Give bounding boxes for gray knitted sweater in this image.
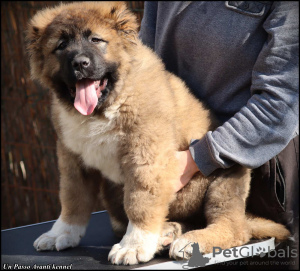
[139,1,299,176]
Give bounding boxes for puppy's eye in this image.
[56,41,68,51]
[91,37,106,44]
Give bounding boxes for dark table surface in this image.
[1,211,175,270]
[1,211,298,270]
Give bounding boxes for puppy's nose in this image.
[72,55,90,71]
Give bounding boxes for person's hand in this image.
[174,150,200,192]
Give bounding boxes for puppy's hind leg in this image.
[170,166,252,259]
[34,140,100,252]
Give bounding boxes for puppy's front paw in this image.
[108,243,155,265]
[108,221,159,265]
[33,216,86,251]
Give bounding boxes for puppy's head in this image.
[26,1,139,115]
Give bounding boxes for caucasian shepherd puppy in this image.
[26,1,289,265]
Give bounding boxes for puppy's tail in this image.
[246,213,291,242]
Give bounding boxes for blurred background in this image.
[1,1,144,230]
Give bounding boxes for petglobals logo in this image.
[179,238,298,269]
[211,245,273,259]
[256,246,298,259]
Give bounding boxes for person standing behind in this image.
[139,1,299,268]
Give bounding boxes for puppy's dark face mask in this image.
[48,24,118,115]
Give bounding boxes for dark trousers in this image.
[247,135,299,269]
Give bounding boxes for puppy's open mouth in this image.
[72,77,108,115]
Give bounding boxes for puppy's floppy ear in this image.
[25,22,44,81]
[26,24,41,53]
[26,5,62,80]
[109,2,139,44]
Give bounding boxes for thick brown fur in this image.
[27,1,290,265]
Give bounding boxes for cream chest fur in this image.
[57,105,124,184]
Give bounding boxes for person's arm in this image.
[189,1,299,177]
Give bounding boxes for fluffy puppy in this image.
[26,1,290,265]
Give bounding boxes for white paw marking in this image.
[33,216,87,251]
[108,221,159,265]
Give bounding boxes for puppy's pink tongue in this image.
[74,79,98,115]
